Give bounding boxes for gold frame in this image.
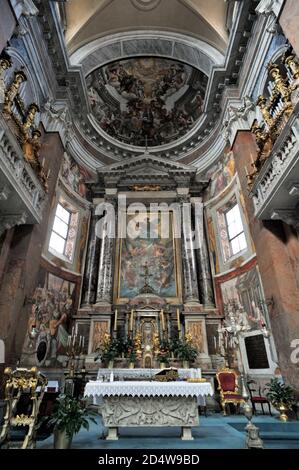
[216,367,245,415]
[114,209,182,304]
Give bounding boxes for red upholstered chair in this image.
[216,368,245,415]
[247,379,272,415]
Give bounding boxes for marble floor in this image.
[37,414,299,449]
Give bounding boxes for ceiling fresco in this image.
[86,57,208,147]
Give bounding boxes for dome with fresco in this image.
[86,57,208,148]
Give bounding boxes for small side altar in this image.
[84,380,213,440]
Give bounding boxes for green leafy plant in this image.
[124,336,137,363]
[94,337,119,363]
[171,337,198,362]
[43,394,97,439]
[266,378,295,408]
[156,339,170,365]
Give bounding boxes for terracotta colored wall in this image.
[280,0,299,58]
[232,130,299,392]
[0,129,64,366]
[0,1,16,53]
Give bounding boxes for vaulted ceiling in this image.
[65,0,229,55]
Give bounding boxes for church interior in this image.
[0,0,299,452]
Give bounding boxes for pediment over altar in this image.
[95,152,208,189]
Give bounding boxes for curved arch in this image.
[70,30,225,78]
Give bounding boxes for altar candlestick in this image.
[114,309,118,331]
[176,308,181,331]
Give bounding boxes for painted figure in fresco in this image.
[120,213,176,298]
[21,274,75,366]
[87,58,208,146]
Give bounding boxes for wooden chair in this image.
[247,379,272,415]
[216,368,245,415]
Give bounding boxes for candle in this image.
[176,308,181,331]
[72,326,75,337]
[114,309,118,331]
[244,165,248,177]
[214,336,217,350]
[82,336,85,350]
[47,168,51,178]
[75,323,78,335]
[42,157,45,167]
[130,310,134,331]
[160,309,165,331]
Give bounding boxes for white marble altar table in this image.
[84,380,213,440]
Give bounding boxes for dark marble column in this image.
[81,208,101,306]
[192,198,215,307]
[96,195,117,304]
[179,194,200,303]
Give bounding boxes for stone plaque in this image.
[245,334,269,369]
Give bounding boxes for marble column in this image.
[81,208,101,306]
[192,198,215,307]
[179,193,200,303]
[96,195,117,304]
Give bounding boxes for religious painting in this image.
[60,152,90,198]
[117,212,179,300]
[219,265,268,330]
[86,57,208,147]
[204,150,235,200]
[90,320,110,353]
[21,269,76,367]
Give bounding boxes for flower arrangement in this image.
[156,339,170,366]
[94,334,119,364]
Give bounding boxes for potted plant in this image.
[156,339,170,368]
[125,336,137,368]
[174,338,198,368]
[266,378,295,421]
[94,336,119,368]
[44,394,97,449]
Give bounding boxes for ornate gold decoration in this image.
[268,63,290,101]
[0,367,47,449]
[22,103,39,136]
[0,54,12,78]
[283,52,299,80]
[256,95,274,127]
[131,184,161,191]
[3,70,27,114]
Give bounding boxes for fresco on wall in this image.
[21,270,76,367]
[118,212,177,299]
[60,153,89,198]
[204,150,235,200]
[86,57,208,147]
[220,265,268,330]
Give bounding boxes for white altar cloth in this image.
[84,380,213,399]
